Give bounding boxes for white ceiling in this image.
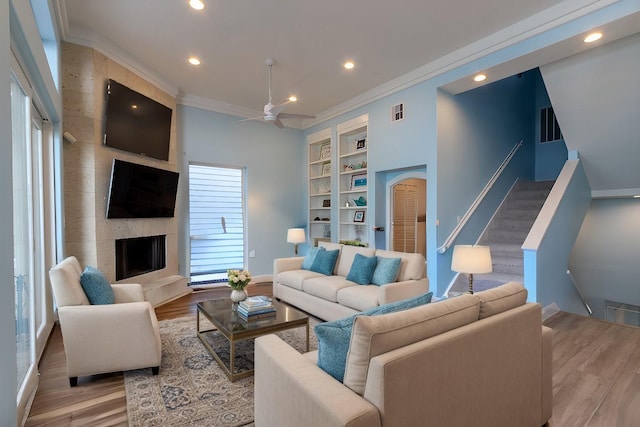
[59,0,637,128]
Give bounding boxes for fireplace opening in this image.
[115,235,166,280]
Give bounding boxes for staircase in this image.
[448,180,555,295]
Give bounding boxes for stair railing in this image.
[438,140,523,253]
[566,269,593,315]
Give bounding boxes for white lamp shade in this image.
[451,245,493,274]
[287,228,306,244]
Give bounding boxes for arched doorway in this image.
[387,173,426,257]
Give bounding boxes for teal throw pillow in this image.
[371,256,402,285]
[315,291,433,382]
[80,266,115,305]
[310,249,339,276]
[302,246,325,270]
[346,253,378,285]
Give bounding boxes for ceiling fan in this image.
[240,59,316,128]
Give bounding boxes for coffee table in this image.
[196,298,309,381]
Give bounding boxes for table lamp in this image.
[287,228,306,256]
[451,245,492,294]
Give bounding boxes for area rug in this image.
[125,315,319,427]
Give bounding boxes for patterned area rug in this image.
[125,315,319,426]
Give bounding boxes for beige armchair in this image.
[49,256,161,387]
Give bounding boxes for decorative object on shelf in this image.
[321,162,331,176]
[322,199,331,207]
[323,224,331,237]
[353,196,367,206]
[356,137,367,150]
[339,239,368,247]
[350,173,367,189]
[319,142,331,160]
[354,210,365,222]
[451,245,493,294]
[343,164,354,172]
[355,161,367,169]
[318,181,330,194]
[228,269,252,305]
[345,201,350,207]
[287,228,306,256]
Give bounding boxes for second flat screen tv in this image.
[106,159,179,219]
[104,79,172,161]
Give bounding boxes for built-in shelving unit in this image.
[308,128,333,245]
[337,114,369,246]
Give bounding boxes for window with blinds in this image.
[189,164,245,282]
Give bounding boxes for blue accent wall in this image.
[533,69,568,181]
[178,106,306,277]
[434,73,537,294]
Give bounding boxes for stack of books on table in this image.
[237,296,276,320]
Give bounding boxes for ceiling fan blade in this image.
[278,112,317,120]
[270,101,290,116]
[273,118,285,128]
[236,115,265,123]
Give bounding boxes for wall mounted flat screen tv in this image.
[104,79,172,161]
[106,159,179,219]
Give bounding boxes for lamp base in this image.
[467,273,475,294]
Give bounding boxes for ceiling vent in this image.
[391,103,404,122]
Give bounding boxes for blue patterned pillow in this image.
[315,291,433,381]
[80,266,114,305]
[371,256,402,285]
[310,249,339,276]
[346,253,378,285]
[302,246,325,270]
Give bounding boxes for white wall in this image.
[0,1,17,424]
[178,105,306,277]
[541,33,640,193]
[571,198,640,319]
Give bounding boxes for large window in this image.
[189,164,246,284]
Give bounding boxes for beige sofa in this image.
[255,282,553,427]
[49,256,162,386]
[273,242,429,321]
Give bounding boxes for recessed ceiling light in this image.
[344,61,355,70]
[188,57,201,65]
[288,96,297,102]
[584,32,603,43]
[473,74,487,82]
[189,0,205,10]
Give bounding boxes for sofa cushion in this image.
[310,249,340,275]
[375,249,425,281]
[344,294,479,395]
[371,256,402,285]
[303,276,356,303]
[277,269,325,291]
[319,242,342,274]
[314,292,433,382]
[337,285,380,312]
[336,245,376,277]
[474,282,527,319]
[302,246,325,270]
[346,254,378,285]
[80,266,115,305]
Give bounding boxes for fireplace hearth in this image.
[115,235,166,280]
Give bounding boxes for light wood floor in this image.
[25,285,640,426]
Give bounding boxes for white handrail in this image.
[437,140,523,254]
[567,269,593,315]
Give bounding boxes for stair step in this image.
[516,180,555,191]
[486,229,529,244]
[505,199,546,210]
[509,189,552,201]
[496,208,540,221]
[486,243,522,257]
[491,218,536,231]
[492,256,524,274]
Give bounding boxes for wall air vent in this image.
[391,103,404,122]
[540,106,563,143]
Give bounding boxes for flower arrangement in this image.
[227,269,252,290]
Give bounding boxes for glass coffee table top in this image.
[196,297,309,381]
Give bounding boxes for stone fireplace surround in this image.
[62,43,190,306]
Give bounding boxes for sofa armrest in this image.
[273,257,305,276]
[111,283,145,303]
[377,278,429,305]
[57,302,161,377]
[541,325,553,424]
[255,334,381,427]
